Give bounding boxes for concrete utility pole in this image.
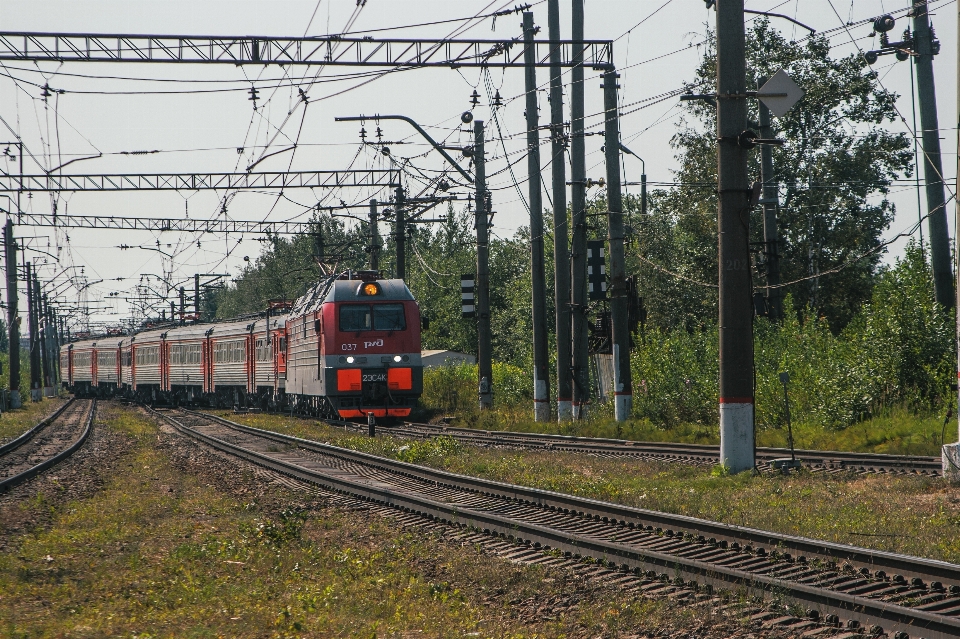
[549,0,572,422]
[955,0,960,448]
[913,0,953,308]
[4,220,19,398]
[40,292,51,391]
[194,273,200,321]
[758,89,782,321]
[395,186,406,280]
[474,119,493,411]
[602,68,633,422]
[49,306,60,388]
[523,11,551,422]
[716,0,755,473]
[369,199,380,271]
[25,261,40,394]
[570,0,589,420]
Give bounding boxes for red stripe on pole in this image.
[719,396,754,404]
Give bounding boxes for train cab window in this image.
[373,304,406,331]
[340,305,372,332]
[339,304,406,332]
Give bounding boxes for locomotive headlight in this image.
[362,283,379,296]
[393,355,402,362]
[346,356,355,364]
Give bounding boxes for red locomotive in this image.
[61,271,423,419]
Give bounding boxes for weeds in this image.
[0,396,67,444]
[419,245,957,449]
[3,405,719,637]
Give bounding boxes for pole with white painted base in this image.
[716,0,755,473]
[548,0,572,423]
[601,68,633,422]
[523,11,552,422]
[945,0,960,477]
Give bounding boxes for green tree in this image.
[646,20,912,330]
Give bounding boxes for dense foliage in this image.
[632,243,954,430]
[643,20,911,331]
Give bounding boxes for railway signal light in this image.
[587,241,606,300]
[461,274,475,318]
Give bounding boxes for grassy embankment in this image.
[0,396,68,445]
[416,362,953,457]
[441,406,952,457]
[0,404,710,638]
[223,410,960,564]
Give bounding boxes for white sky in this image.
[0,0,956,330]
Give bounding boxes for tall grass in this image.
[630,242,954,431]
[420,243,954,449]
[421,362,531,415]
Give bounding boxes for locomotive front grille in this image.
[361,369,389,403]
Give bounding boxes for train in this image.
[59,271,423,420]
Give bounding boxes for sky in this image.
[0,0,957,331]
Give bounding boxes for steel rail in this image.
[0,397,75,456]
[157,407,960,639]
[235,407,941,475]
[374,421,942,475]
[0,399,96,493]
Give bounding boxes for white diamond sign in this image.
[758,69,804,117]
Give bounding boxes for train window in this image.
[214,340,246,364]
[135,346,159,366]
[170,344,200,365]
[339,304,406,331]
[340,305,372,332]
[373,304,406,331]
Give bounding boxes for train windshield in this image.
[339,304,406,331]
[373,304,406,331]
[340,305,372,331]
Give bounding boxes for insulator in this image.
[873,14,895,33]
[469,88,481,106]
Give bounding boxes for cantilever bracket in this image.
[335,114,474,184]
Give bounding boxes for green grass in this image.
[0,404,715,638]
[0,396,68,445]
[422,404,955,457]
[223,411,960,564]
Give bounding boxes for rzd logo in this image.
[364,339,384,348]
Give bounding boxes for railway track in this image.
[156,406,960,639]
[0,398,97,492]
[312,418,942,476]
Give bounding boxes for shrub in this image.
[421,362,532,413]
[629,242,954,431]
